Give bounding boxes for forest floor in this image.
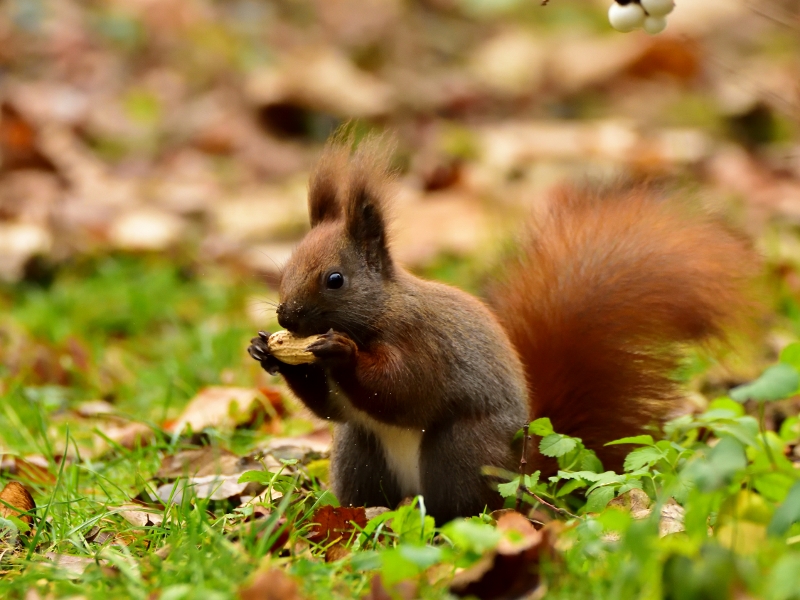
[1,0,800,598]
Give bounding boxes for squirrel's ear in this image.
[345,156,393,275]
[308,145,347,226]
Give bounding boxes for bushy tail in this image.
[490,183,757,471]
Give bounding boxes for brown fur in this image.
[490,184,757,471]
[249,137,757,521]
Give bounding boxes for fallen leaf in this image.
[170,387,275,435]
[362,574,418,600]
[263,428,333,457]
[0,455,55,486]
[495,511,543,555]
[156,474,251,504]
[241,243,296,286]
[323,544,351,562]
[239,567,305,600]
[113,502,165,528]
[84,526,118,546]
[451,512,553,599]
[607,488,651,516]
[109,208,186,251]
[468,28,547,97]
[229,513,291,554]
[210,187,308,244]
[0,222,53,282]
[74,399,118,418]
[0,103,54,172]
[156,446,262,480]
[308,505,367,546]
[392,189,491,267]
[247,48,394,118]
[658,498,686,537]
[0,481,36,524]
[364,506,392,521]
[97,421,156,451]
[44,553,100,577]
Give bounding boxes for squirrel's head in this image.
[277,137,395,341]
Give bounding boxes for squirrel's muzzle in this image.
[276,302,303,333]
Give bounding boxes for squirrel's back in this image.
[491,183,757,471]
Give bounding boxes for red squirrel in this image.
[248,136,756,524]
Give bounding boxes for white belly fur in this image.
[329,380,423,496]
[353,413,423,497]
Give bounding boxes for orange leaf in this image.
[308,505,367,545]
[0,481,36,525]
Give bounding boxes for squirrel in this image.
[248,136,756,524]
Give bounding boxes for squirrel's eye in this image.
[326,272,344,290]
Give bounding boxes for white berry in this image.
[643,15,668,34]
[608,2,646,32]
[641,0,675,17]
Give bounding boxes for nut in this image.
[267,330,321,365]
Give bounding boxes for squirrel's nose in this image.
[276,303,298,331]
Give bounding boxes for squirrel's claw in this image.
[305,330,356,363]
[248,335,281,375]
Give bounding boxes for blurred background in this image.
[0,0,799,439]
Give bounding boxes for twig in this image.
[521,484,581,520]
[516,422,531,511]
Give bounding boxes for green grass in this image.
[2,255,800,599]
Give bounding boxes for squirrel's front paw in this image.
[248,331,281,375]
[305,329,357,364]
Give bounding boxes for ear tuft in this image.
[344,134,396,274]
[308,142,348,226]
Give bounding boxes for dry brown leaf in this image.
[170,386,274,435]
[362,575,418,600]
[36,123,136,208]
[451,512,554,599]
[308,505,367,546]
[658,498,686,537]
[247,48,394,118]
[364,506,391,521]
[0,455,55,486]
[263,428,333,457]
[0,222,53,282]
[392,189,491,267]
[114,502,165,528]
[495,511,543,555]
[210,186,308,244]
[108,208,186,251]
[97,421,156,451]
[607,488,651,517]
[0,170,61,226]
[74,399,117,419]
[156,474,251,504]
[0,481,35,524]
[625,37,701,82]
[314,0,401,48]
[547,35,646,94]
[84,525,119,546]
[468,28,547,97]
[0,103,54,172]
[44,552,100,577]
[241,244,296,286]
[239,567,305,600]
[156,446,261,479]
[229,513,291,554]
[323,544,351,562]
[606,491,685,538]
